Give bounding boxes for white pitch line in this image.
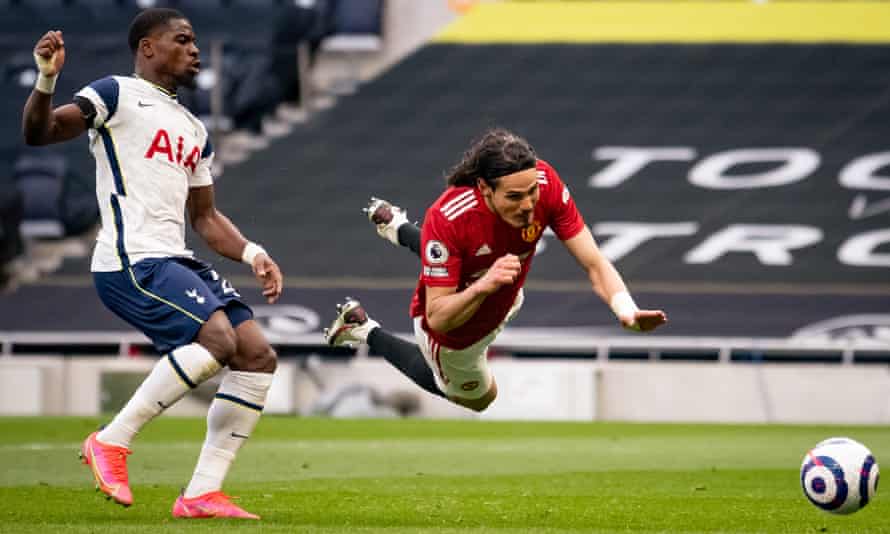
[0,438,614,453]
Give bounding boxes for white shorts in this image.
[413,289,524,400]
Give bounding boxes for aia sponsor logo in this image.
[145,129,201,173]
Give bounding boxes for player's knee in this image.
[202,330,238,365]
[251,344,278,373]
[196,313,238,364]
[232,342,277,373]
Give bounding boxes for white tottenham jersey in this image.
[75,76,214,272]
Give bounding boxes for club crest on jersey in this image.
[144,128,201,173]
[521,220,543,242]
[425,240,449,264]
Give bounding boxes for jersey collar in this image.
[133,75,178,100]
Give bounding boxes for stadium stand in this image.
[319,0,385,95]
[0,0,340,164]
[0,0,365,279]
[1,2,888,422]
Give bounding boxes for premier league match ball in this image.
[800,437,879,514]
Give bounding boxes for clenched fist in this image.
[34,30,66,77]
[475,254,522,295]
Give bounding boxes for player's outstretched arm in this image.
[22,30,88,146]
[562,226,667,332]
[187,185,283,303]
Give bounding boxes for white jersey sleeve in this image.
[190,136,214,188]
[74,76,119,129]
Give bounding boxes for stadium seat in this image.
[331,0,383,35]
[14,152,68,239]
[159,0,238,39]
[0,173,25,287]
[318,0,384,95]
[225,0,295,42]
[0,3,42,35]
[29,0,99,36]
[76,0,141,31]
[13,148,99,240]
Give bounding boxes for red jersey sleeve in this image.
[420,206,463,287]
[539,160,585,241]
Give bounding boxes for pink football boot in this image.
[172,491,260,519]
[80,431,133,507]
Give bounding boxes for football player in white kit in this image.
[22,8,282,519]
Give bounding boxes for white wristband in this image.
[241,242,267,265]
[35,72,57,95]
[609,291,639,320]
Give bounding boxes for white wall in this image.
[3,356,889,424]
[597,361,890,424]
[0,357,296,416]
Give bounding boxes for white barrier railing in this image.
[0,329,887,421]
[1,330,886,364]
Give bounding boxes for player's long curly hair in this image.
[445,128,537,189]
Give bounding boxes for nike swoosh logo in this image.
[138,101,154,107]
[231,432,249,439]
[157,400,169,409]
[195,505,218,517]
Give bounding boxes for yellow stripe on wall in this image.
[435,2,890,44]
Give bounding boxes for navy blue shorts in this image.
[94,257,253,353]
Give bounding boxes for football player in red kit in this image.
[325,128,666,412]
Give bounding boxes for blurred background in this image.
[0,0,888,422]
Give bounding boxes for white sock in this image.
[183,371,273,498]
[97,343,221,449]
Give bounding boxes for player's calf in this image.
[229,343,277,373]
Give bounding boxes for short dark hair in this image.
[445,128,537,189]
[128,8,187,53]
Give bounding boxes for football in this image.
[800,437,879,514]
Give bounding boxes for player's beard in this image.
[506,210,533,228]
[518,211,534,226]
[176,70,198,90]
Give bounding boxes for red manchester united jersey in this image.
[410,160,585,349]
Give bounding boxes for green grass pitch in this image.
[0,416,887,533]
